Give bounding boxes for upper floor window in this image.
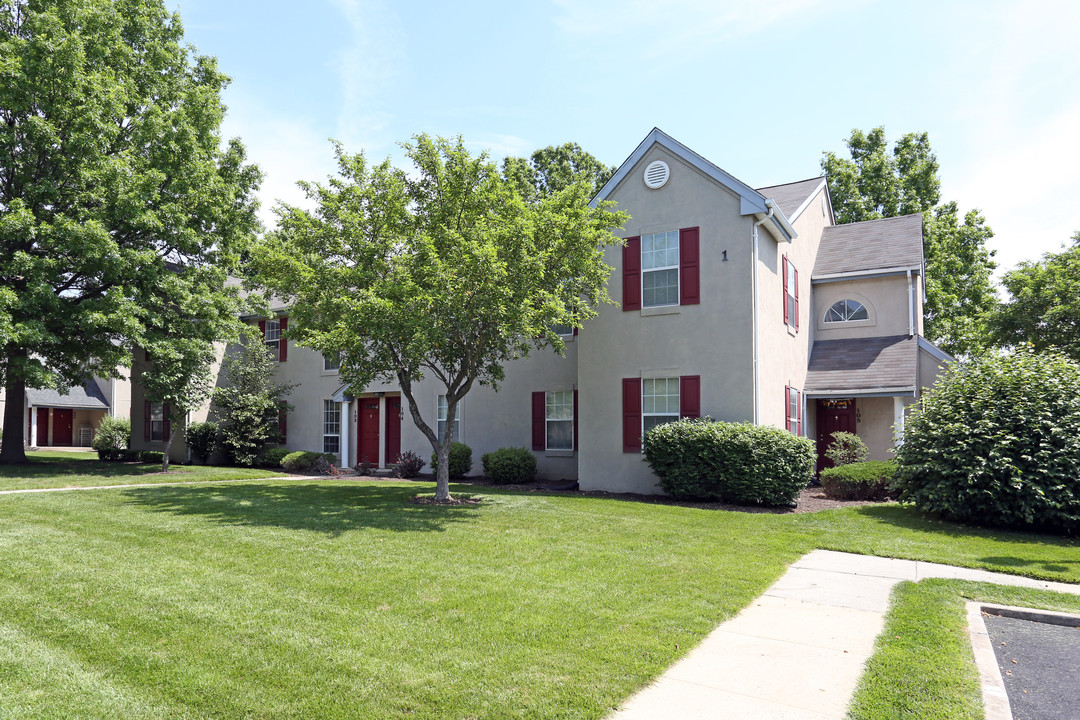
[641,230,680,308]
[264,319,281,353]
[323,353,341,372]
[824,299,869,323]
[437,395,461,442]
[782,255,799,331]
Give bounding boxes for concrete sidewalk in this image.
[609,550,1080,720]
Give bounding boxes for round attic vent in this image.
[643,160,670,189]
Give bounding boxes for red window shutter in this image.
[279,410,287,444]
[258,320,266,339]
[531,391,545,451]
[144,400,151,441]
[622,236,641,311]
[793,266,800,332]
[163,404,171,441]
[278,317,288,362]
[782,256,790,325]
[573,326,578,336]
[680,376,701,418]
[573,389,579,451]
[622,378,642,453]
[679,227,700,305]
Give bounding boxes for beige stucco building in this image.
[132,128,951,493]
[1,371,130,450]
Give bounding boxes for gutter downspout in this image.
[907,269,915,337]
[752,206,775,425]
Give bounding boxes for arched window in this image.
[824,299,869,323]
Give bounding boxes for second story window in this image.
[641,230,680,308]
[824,299,869,323]
[264,319,280,354]
[323,353,341,372]
[782,255,799,331]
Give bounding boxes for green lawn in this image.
[1,456,1078,718]
[0,450,288,491]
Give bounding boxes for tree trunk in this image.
[434,441,451,501]
[0,356,29,464]
[162,428,174,472]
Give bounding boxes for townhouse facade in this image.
[131,128,951,493]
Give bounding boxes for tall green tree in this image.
[0,0,260,463]
[502,142,615,202]
[252,135,627,501]
[992,232,1080,362]
[139,338,216,472]
[211,337,293,467]
[822,127,996,356]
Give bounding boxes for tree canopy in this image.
[992,232,1080,362]
[0,0,260,462]
[252,135,627,500]
[822,127,996,357]
[502,142,615,202]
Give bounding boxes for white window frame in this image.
[265,319,281,355]
[322,353,341,373]
[545,391,574,451]
[437,395,461,443]
[642,377,680,436]
[323,399,341,454]
[641,230,680,309]
[824,299,869,323]
[149,401,164,442]
[785,261,798,330]
[786,386,801,435]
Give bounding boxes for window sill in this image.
[787,324,798,337]
[641,305,680,317]
[545,449,575,457]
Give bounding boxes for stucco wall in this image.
[813,275,916,341]
[855,396,898,461]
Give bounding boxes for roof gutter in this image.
[755,199,797,244]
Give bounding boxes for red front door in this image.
[36,408,49,446]
[52,409,74,445]
[385,396,401,465]
[816,398,856,473]
[357,398,381,467]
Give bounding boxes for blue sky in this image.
[177,0,1080,277]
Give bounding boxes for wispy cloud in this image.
[465,134,535,161]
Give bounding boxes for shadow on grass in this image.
[0,456,158,479]
[121,482,481,535]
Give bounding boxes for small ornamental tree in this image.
[252,135,627,502]
[211,339,294,467]
[895,349,1080,533]
[139,338,216,471]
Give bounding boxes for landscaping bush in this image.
[643,418,815,505]
[895,349,1080,533]
[137,451,165,464]
[259,447,291,468]
[281,451,337,473]
[820,461,896,501]
[824,431,868,467]
[92,416,131,460]
[430,442,472,479]
[481,447,537,484]
[394,451,425,479]
[186,421,219,464]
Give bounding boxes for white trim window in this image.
[824,299,869,323]
[437,395,461,442]
[264,319,281,353]
[545,391,574,450]
[785,386,801,435]
[323,400,341,454]
[785,261,798,329]
[149,402,164,442]
[323,353,341,372]
[642,378,680,435]
[641,230,680,308]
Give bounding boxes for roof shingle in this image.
[814,214,923,277]
[804,335,916,394]
[755,177,826,220]
[26,380,109,410]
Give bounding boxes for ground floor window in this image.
[149,402,164,442]
[545,391,574,450]
[642,378,680,435]
[786,386,802,435]
[437,395,461,442]
[323,400,341,454]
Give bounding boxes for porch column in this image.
[340,399,351,469]
[29,405,37,448]
[377,395,387,468]
[893,397,906,447]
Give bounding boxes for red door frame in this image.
[357,397,381,467]
[36,408,50,446]
[816,398,857,473]
[385,395,401,465]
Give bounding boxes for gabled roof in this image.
[591,128,796,243]
[26,380,110,410]
[755,177,828,221]
[814,214,924,279]
[804,335,917,396]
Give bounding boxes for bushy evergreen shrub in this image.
[92,417,131,460]
[643,418,815,505]
[186,421,219,464]
[394,451,425,478]
[824,431,868,467]
[820,461,896,500]
[259,447,291,468]
[280,451,337,473]
[896,349,1080,533]
[481,447,537,484]
[137,451,165,464]
[431,442,472,479]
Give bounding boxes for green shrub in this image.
[186,421,219,464]
[824,431,868,467]
[394,451,425,479]
[281,451,337,473]
[259,447,291,468]
[820,461,896,501]
[481,447,537,484]
[137,451,165,464]
[643,418,815,505]
[431,442,472,479]
[92,416,131,460]
[896,349,1080,533]
[118,449,140,462]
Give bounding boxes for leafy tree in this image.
[0,0,260,464]
[991,232,1080,362]
[139,338,216,471]
[822,127,996,356]
[211,339,293,467]
[502,142,615,202]
[252,135,627,501]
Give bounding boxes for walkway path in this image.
[609,550,1080,720]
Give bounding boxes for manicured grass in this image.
[0,451,287,491]
[848,580,1080,720]
[0,476,1078,718]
